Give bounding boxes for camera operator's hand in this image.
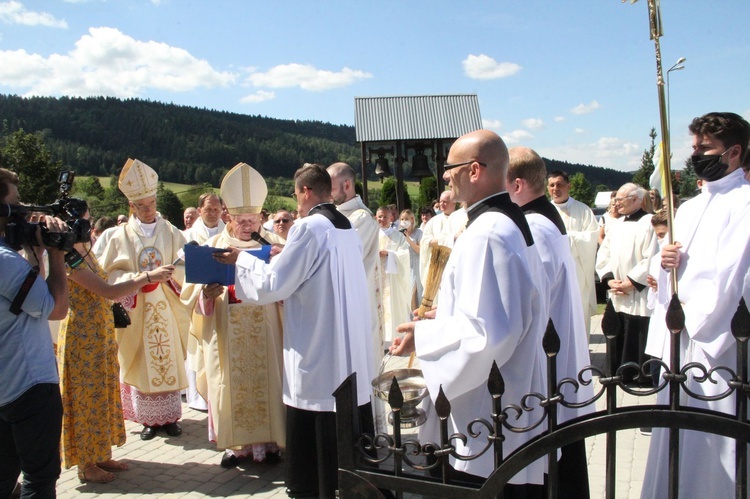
[41,215,70,320]
[39,215,70,253]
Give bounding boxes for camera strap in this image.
[10,266,40,316]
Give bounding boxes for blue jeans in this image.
[0,383,62,499]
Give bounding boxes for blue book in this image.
[184,244,272,285]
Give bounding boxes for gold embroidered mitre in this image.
[119,158,159,201]
[220,162,267,215]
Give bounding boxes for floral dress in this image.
[57,258,126,468]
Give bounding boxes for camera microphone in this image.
[250,231,272,246]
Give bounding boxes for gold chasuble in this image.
[98,217,190,393]
[182,227,286,450]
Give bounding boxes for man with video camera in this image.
[0,167,70,499]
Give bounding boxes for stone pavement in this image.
[54,314,655,498]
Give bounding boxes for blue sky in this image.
[0,1,748,172]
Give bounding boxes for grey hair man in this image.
[596,182,658,385]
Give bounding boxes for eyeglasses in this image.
[443,160,487,171]
[292,186,308,200]
[274,218,292,224]
[614,195,635,203]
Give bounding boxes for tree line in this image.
[3,93,677,223]
[0,94,634,187]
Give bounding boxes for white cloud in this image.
[522,118,544,130]
[554,116,565,122]
[570,100,601,115]
[482,118,502,130]
[574,128,585,134]
[670,136,694,169]
[462,54,521,80]
[0,27,236,97]
[247,63,372,92]
[0,1,67,28]
[240,90,275,103]
[501,129,534,145]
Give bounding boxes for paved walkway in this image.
[54,314,654,498]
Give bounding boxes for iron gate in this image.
[335,297,750,498]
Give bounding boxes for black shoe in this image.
[140,425,157,440]
[285,489,318,498]
[220,453,239,468]
[163,422,182,437]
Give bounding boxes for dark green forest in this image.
[0,94,632,189]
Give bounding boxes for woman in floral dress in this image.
[57,233,174,483]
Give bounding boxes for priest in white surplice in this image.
[214,163,374,499]
[392,130,549,495]
[548,171,599,336]
[98,158,190,440]
[182,193,225,412]
[328,162,384,360]
[328,162,388,433]
[182,164,285,467]
[508,147,594,499]
[183,193,225,245]
[641,112,750,499]
[418,190,456,290]
[596,183,658,385]
[376,206,411,345]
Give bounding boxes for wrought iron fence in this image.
[335,297,750,499]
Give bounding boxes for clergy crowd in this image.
[1,111,749,499]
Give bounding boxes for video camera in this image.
[2,171,91,252]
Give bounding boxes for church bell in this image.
[375,155,392,178]
[409,149,432,178]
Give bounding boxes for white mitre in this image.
[119,158,158,201]
[220,162,267,214]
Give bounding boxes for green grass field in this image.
[80,176,424,204]
[83,176,208,196]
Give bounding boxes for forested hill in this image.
[0,94,631,188]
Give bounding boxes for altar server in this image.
[215,163,374,499]
[392,130,549,494]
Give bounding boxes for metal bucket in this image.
[371,355,428,428]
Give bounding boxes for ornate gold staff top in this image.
[624,0,678,296]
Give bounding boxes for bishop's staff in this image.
[625,0,678,296]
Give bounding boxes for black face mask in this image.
[691,148,732,182]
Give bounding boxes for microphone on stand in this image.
[250,231,272,246]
